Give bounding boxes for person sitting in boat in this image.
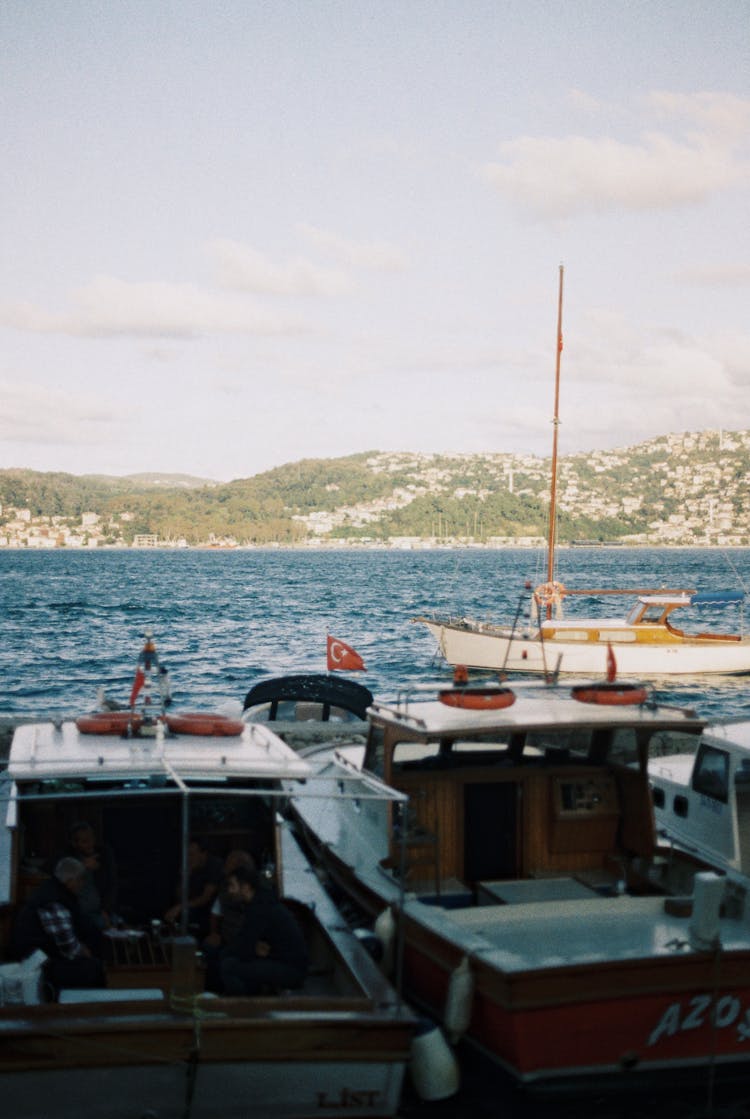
[164,837,223,939]
[12,857,105,996]
[64,820,118,930]
[205,849,258,949]
[202,849,257,991]
[218,865,308,996]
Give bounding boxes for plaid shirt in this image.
[37,902,84,960]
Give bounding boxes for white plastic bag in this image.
[0,949,47,1006]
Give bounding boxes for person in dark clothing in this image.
[219,866,308,996]
[202,849,257,992]
[164,838,223,939]
[12,857,105,995]
[66,820,118,929]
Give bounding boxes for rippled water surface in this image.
[3,546,750,1119]
[1,546,749,721]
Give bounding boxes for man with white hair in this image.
[12,856,105,995]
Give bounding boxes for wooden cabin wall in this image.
[396,773,463,883]
[396,764,633,889]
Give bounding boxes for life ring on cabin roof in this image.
[570,683,648,707]
[76,712,144,735]
[439,687,516,711]
[533,580,566,608]
[165,712,245,736]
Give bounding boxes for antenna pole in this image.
[546,264,564,617]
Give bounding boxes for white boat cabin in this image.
[650,719,750,880]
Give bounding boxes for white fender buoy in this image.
[352,927,383,963]
[409,1018,460,1101]
[373,907,396,975]
[689,871,725,951]
[443,955,474,1043]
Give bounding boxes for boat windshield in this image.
[628,601,671,625]
[648,728,703,760]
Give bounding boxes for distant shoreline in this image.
[1,542,749,553]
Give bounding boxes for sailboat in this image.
[416,266,750,677]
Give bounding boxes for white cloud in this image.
[0,379,117,445]
[484,133,746,219]
[648,91,750,142]
[567,309,742,393]
[710,330,750,385]
[298,224,409,271]
[677,264,750,287]
[483,91,750,220]
[209,238,349,295]
[0,276,310,338]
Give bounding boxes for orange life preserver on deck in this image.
[571,684,648,707]
[165,712,245,736]
[439,687,516,711]
[76,712,145,735]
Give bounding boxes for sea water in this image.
[3,546,750,1118]
[0,546,749,721]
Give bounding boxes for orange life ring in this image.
[439,687,516,711]
[76,712,145,735]
[533,580,566,608]
[165,712,245,736]
[571,684,648,707]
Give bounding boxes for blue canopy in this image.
[690,590,745,607]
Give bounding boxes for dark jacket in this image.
[224,895,308,974]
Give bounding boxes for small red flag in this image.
[558,333,563,353]
[327,635,366,672]
[606,644,617,683]
[129,667,146,707]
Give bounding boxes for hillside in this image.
[1,430,749,547]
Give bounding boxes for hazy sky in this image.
[1,1,748,481]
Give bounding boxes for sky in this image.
[1,1,749,483]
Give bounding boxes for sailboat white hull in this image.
[420,617,750,676]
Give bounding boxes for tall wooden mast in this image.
[546,264,564,617]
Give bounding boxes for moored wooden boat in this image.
[285,676,750,1096]
[415,267,750,677]
[417,588,750,677]
[0,649,415,1118]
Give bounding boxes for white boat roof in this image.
[703,720,750,751]
[375,681,705,736]
[636,594,692,606]
[8,719,312,784]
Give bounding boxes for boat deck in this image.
[436,894,750,971]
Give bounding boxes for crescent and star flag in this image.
[327,635,366,672]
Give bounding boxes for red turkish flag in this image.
[327,635,366,672]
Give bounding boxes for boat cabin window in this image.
[392,732,516,772]
[648,729,703,760]
[451,736,512,754]
[392,740,441,769]
[364,725,385,777]
[691,744,730,804]
[524,727,594,760]
[627,601,670,625]
[601,727,640,767]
